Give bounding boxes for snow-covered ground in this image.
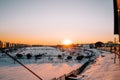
[0,56,82,80]
[22,47,62,55]
[76,53,120,80]
[0,47,83,80]
[0,46,106,80]
[0,62,81,80]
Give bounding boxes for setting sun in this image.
[62,39,73,45]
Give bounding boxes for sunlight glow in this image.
[0,0,114,45]
[62,39,73,45]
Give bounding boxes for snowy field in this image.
[0,47,83,80]
[0,62,81,80]
[76,53,120,80]
[0,47,104,80]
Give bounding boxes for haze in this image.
[0,0,114,45]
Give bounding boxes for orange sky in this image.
[1,33,115,45]
[0,0,116,45]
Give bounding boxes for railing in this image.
[51,61,90,80]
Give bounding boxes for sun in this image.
[62,39,73,45]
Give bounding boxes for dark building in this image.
[114,0,119,34]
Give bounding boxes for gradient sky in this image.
[0,0,115,45]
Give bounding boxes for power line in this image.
[2,50,43,80]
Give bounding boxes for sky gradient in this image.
[0,0,115,45]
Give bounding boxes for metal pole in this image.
[118,35,120,66]
[119,34,120,66]
[2,50,43,80]
[118,0,120,66]
[114,37,116,63]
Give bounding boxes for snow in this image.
[0,63,81,80]
[1,46,116,80]
[14,47,62,56]
[0,47,83,80]
[78,53,120,80]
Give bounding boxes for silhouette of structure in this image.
[113,0,120,65]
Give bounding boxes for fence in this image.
[51,61,90,80]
